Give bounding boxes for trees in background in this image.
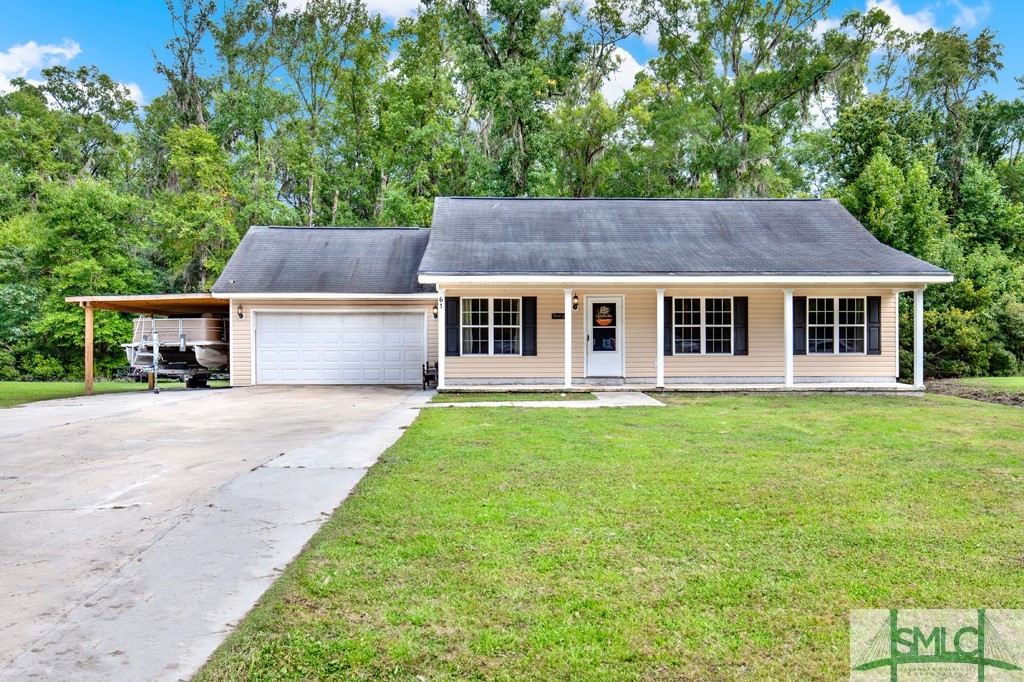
[1,0,1023,379]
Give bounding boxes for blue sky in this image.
[0,0,1020,107]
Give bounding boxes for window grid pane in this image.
[462,298,489,355]
[673,298,702,354]
[493,298,520,355]
[673,298,733,354]
[704,298,732,354]
[838,298,865,353]
[462,327,489,355]
[839,326,864,353]
[808,326,834,353]
[705,325,732,354]
[808,298,835,354]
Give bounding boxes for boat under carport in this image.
[65,293,230,395]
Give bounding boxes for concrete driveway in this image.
[0,385,428,681]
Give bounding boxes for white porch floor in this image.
[439,382,923,394]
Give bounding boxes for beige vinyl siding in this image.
[444,289,565,379]
[663,289,785,378]
[229,298,436,387]
[793,289,897,378]
[445,287,660,380]
[441,286,898,383]
[570,288,657,380]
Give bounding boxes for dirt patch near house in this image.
[928,380,1024,408]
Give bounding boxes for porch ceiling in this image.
[64,293,228,316]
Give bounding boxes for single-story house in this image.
[208,197,952,391]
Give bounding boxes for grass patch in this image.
[196,393,1024,681]
[958,376,1024,393]
[432,391,596,403]
[0,380,229,409]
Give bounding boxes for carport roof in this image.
[65,293,228,316]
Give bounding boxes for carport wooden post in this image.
[83,303,94,396]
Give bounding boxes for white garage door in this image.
[254,312,425,385]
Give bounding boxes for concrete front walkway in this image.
[0,385,428,682]
[426,392,665,408]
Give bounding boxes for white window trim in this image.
[460,297,523,356]
[673,296,735,356]
[807,296,867,355]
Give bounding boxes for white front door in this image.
[586,296,624,377]
[255,312,425,385]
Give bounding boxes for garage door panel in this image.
[256,312,424,385]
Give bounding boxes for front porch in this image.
[437,381,923,394]
[434,284,929,392]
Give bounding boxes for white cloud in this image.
[602,47,645,102]
[640,19,660,48]
[866,0,937,34]
[808,91,838,130]
[366,0,422,21]
[0,39,80,91]
[123,82,145,107]
[812,16,842,39]
[949,0,991,28]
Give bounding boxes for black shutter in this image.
[663,296,674,356]
[733,296,748,355]
[866,296,882,355]
[793,296,807,355]
[445,296,460,357]
[522,296,537,356]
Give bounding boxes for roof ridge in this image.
[437,196,828,202]
[255,225,425,230]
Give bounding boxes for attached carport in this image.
[65,293,230,395]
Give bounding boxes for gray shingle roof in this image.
[213,226,434,295]
[419,197,951,277]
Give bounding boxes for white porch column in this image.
[437,289,446,390]
[655,289,665,388]
[913,287,926,389]
[893,289,901,379]
[783,289,794,388]
[564,288,573,388]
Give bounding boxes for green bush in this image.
[922,308,994,378]
[987,344,1020,376]
[0,348,18,381]
[20,354,66,381]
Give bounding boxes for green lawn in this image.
[432,391,596,403]
[0,380,228,408]
[958,376,1024,392]
[196,394,1024,681]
